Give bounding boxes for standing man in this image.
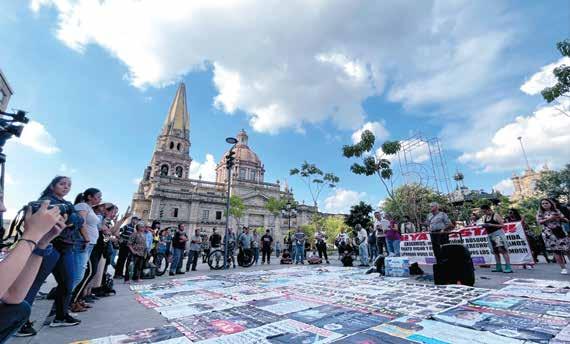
[237,227,253,266]
[209,228,222,249]
[373,212,388,256]
[293,227,306,265]
[261,229,274,264]
[367,225,378,263]
[480,204,512,273]
[114,216,140,279]
[356,224,369,266]
[426,202,454,263]
[186,229,202,272]
[224,228,237,268]
[315,228,330,264]
[169,224,188,276]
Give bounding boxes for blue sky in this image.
[1,0,569,218]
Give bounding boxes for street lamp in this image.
[223,136,238,269]
[281,200,297,235]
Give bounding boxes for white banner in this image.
[399,222,533,265]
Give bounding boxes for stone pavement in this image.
[7,255,567,344]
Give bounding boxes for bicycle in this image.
[237,248,255,268]
[207,246,234,270]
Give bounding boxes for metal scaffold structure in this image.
[395,133,452,195]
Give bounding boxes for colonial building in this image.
[510,165,549,202]
[131,83,316,241]
[0,68,13,112]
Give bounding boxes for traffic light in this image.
[226,150,236,168]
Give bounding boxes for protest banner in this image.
[400,222,533,265]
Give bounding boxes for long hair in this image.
[538,198,558,214]
[74,188,101,205]
[507,208,522,221]
[151,220,161,230]
[39,176,70,200]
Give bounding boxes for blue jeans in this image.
[387,239,401,256]
[294,244,304,263]
[359,243,369,265]
[25,247,60,308]
[72,243,94,289]
[253,247,260,264]
[0,301,30,343]
[170,248,185,273]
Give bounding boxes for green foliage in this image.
[345,201,373,229]
[382,184,450,224]
[516,197,541,233]
[536,164,570,201]
[290,161,340,207]
[321,215,346,245]
[226,195,246,227]
[265,197,287,216]
[343,130,401,200]
[541,40,570,111]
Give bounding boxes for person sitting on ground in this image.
[341,249,354,267]
[307,250,322,264]
[280,249,293,264]
[480,204,512,273]
[0,200,66,343]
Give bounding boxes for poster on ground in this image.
[400,222,533,265]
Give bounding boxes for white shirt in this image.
[358,228,368,245]
[75,202,101,244]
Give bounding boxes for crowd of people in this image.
[1,173,569,343]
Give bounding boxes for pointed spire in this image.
[162,82,190,138]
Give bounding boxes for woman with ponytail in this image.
[70,188,102,312]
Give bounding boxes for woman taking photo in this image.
[537,198,570,274]
[17,176,84,335]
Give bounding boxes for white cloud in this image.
[14,121,60,154]
[323,188,366,214]
[459,101,570,172]
[132,177,142,185]
[520,57,570,96]
[59,163,77,174]
[189,154,217,182]
[351,121,389,144]
[493,178,514,196]
[4,173,18,186]
[31,0,514,134]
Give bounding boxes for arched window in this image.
[177,143,181,151]
[175,166,183,178]
[169,142,174,149]
[160,164,169,176]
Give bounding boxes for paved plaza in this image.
[8,256,570,344]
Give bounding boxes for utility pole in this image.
[517,136,532,171]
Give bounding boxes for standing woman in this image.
[70,188,102,311]
[537,198,570,274]
[18,176,83,333]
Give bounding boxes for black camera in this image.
[26,201,75,217]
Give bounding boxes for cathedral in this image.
[131,83,316,242]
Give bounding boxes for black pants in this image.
[376,237,387,255]
[72,241,103,303]
[316,242,328,261]
[430,232,449,263]
[0,301,30,343]
[114,243,130,277]
[125,253,144,281]
[262,248,271,263]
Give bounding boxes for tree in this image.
[536,164,570,202]
[264,197,288,235]
[290,161,340,208]
[342,130,401,208]
[345,201,373,230]
[226,195,246,229]
[382,184,450,225]
[541,40,570,117]
[321,215,346,245]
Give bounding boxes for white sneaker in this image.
[561,268,568,275]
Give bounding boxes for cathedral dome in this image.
[219,129,261,166]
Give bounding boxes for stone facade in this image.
[0,69,13,112]
[510,166,549,202]
[131,83,316,242]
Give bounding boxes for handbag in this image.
[552,225,567,239]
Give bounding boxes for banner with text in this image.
[400,222,533,265]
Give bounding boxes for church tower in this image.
[148,82,192,180]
